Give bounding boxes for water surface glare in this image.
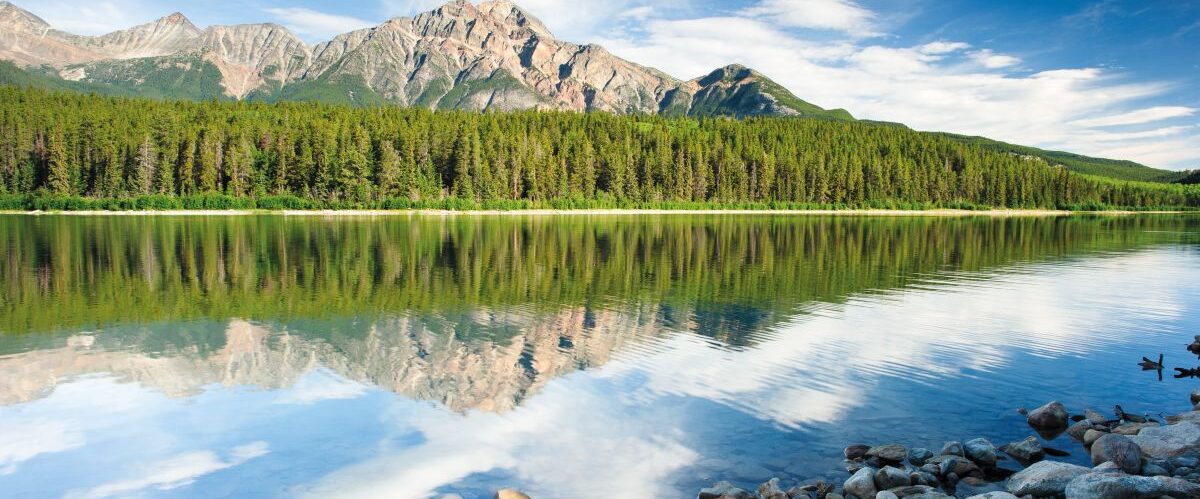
[1,214,1199,498]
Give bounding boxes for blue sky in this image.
[17,0,1200,169]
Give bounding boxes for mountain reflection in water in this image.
[0,214,1197,498]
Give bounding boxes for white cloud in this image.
[1070,106,1197,128]
[275,368,369,405]
[0,420,84,476]
[742,0,876,34]
[264,7,375,40]
[920,41,970,55]
[970,49,1021,69]
[67,442,269,499]
[17,0,161,35]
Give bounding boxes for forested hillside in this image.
[0,86,1196,211]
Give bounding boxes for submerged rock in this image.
[756,478,788,499]
[1130,421,1200,459]
[1090,433,1143,474]
[1006,460,1091,497]
[1064,473,1200,498]
[697,481,752,499]
[953,477,1005,498]
[1027,401,1069,430]
[845,444,871,460]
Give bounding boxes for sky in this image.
[16,0,1200,170]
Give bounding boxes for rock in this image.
[1129,421,1200,459]
[868,444,909,463]
[877,492,900,499]
[876,466,911,490]
[1064,473,1200,498]
[844,467,878,499]
[929,456,981,479]
[1084,408,1109,424]
[1027,401,1069,429]
[730,463,774,482]
[1112,422,1158,436]
[1142,462,1170,476]
[827,494,844,499]
[953,477,1006,498]
[1083,428,1107,446]
[1006,461,1091,497]
[1093,461,1121,472]
[756,478,788,499]
[1000,436,1044,463]
[1090,433,1143,474]
[697,481,752,499]
[940,441,965,457]
[911,471,940,487]
[1171,455,1199,468]
[888,485,943,498]
[964,494,1017,499]
[845,444,872,460]
[963,439,997,467]
[1066,420,1092,441]
[908,448,934,467]
[495,490,532,499]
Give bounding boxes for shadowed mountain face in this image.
[0,0,848,117]
[0,215,1193,414]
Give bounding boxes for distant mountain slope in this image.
[0,0,851,119]
[936,133,1186,183]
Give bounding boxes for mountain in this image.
[0,0,850,119]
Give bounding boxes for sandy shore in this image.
[0,208,1186,217]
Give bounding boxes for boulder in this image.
[940,441,965,457]
[756,478,787,499]
[876,466,911,490]
[908,448,934,467]
[1084,408,1109,424]
[1130,421,1200,459]
[1027,401,1069,429]
[1142,462,1170,476]
[1111,422,1158,436]
[1064,473,1200,499]
[964,494,1017,499]
[1090,433,1143,474]
[877,492,900,499]
[911,470,940,487]
[963,439,997,467]
[1083,429,1107,446]
[697,482,752,499]
[1000,436,1044,463]
[953,477,1005,498]
[929,456,981,478]
[868,444,909,463]
[1066,420,1092,441]
[495,490,532,499]
[844,467,878,499]
[1006,461,1090,497]
[845,444,872,460]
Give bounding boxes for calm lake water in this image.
[1,214,1199,499]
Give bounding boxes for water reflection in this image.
[0,215,1198,498]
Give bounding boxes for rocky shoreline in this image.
[697,401,1200,499]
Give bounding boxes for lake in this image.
[1,214,1198,499]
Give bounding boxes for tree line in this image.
[0,86,1196,210]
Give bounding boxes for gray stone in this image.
[1083,428,1107,446]
[964,493,1017,499]
[1111,422,1158,436]
[1093,461,1121,472]
[876,466,911,490]
[940,441,965,457]
[1000,436,1044,463]
[953,477,1005,498]
[827,494,844,499]
[1027,401,1069,429]
[1142,462,1170,477]
[868,444,909,463]
[1066,420,1092,441]
[1084,408,1109,424]
[1171,456,1199,468]
[908,448,934,467]
[1130,421,1200,459]
[877,492,900,499]
[1064,472,1200,498]
[1006,460,1091,497]
[911,471,940,487]
[756,478,787,499]
[929,456,981,479]
[844,467,878,499]
[963,439,997,467]
[1091,433,1143,474]
[697,481,753,499]
[845,444,872,460]
[888,485,940,497]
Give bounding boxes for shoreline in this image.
[0,208,1191,217]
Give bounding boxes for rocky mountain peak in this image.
[0,0,49,33]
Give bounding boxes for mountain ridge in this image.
[0,0,850,119]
